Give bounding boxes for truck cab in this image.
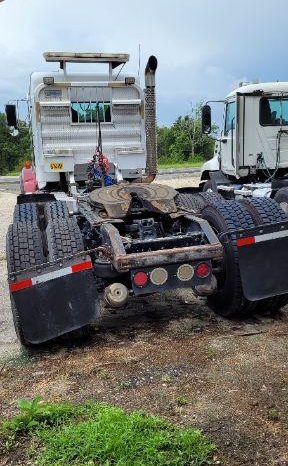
[22,53,148,191]
[201,82,288,184]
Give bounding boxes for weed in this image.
[117,380,134,390]
[1,397,74,437]
[207,348,217,359]
[98,369,110,380]
[176,395,189,406]
[267,408,280,421]
[0,400,215,466]
[161,374,173,384]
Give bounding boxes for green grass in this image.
[1,398,215,466]
[6,170,21,176]
[158,160,203,169]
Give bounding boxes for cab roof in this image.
[227,81,288,99]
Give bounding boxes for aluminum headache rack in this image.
[43,52,130,69]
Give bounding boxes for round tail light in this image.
[150,267,168,286]
[195,262,211,279]
[177,264,194,281]
[133,271,149,287]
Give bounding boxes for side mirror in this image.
[5,104,17,128]
[202,104,211,134]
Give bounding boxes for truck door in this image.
[220,100,237,176]
[258,97,288,170]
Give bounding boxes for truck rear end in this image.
[5,52,288,347]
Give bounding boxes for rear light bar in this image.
[9,260,93,293]
[133,262,211,289]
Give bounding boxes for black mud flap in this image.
[11,264,99,344]
[236,221,288,301]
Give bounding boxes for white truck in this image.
[200,82,288,209]
[5,54,288,347]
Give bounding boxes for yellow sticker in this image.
[50,162,63,170]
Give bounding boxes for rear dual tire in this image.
[202,200,256,317]
[7,205,91,346]
[202,197,288,317]
[239,197,288,314]
[46,217,93,341]
[6,222,46,346]
[175,191,222,214]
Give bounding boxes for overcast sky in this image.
[0,0,288,126]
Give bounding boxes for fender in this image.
[200,155,219,180]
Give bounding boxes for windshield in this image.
[259,97,288,126]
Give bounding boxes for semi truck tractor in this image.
[200,82,288,208]
[5,53,288,347]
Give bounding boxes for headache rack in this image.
[43,52,130,77]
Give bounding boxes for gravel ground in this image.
[156,172,200,189]
[0,192,19,362]
[0,173,199,362]
[1,178,288,466]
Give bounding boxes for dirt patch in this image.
[1,294,288,466]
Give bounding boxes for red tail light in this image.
[133,271,149,287]
[195,262,211,278]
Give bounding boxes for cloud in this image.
[1,0,288,125]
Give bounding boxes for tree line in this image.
[157,105,217,165]
[0,113,31,175]
[0,105,216,175]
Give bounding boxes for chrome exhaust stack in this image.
[141,55,158,183]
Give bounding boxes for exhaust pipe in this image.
[141,55,158,183]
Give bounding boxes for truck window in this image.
[260,97,288,126]
[224,101,236,135]
[71,101,111,124]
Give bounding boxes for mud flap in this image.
[236,221,288,301]
[10,263,99,344]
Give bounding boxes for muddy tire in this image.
[274,187,288,214]
[239,197,288,314]
[175,193,205,213]
[175,191,223,214]
[13,203,38,224]
[10,295,29,347]
[239,197,288,225]
[46,218,84,261]
[198,191,222,205]
[202,200,256,317]
[46,218,93,341]
[6,222,46,346]
[45,201,70,222]
[6,222,45,274]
